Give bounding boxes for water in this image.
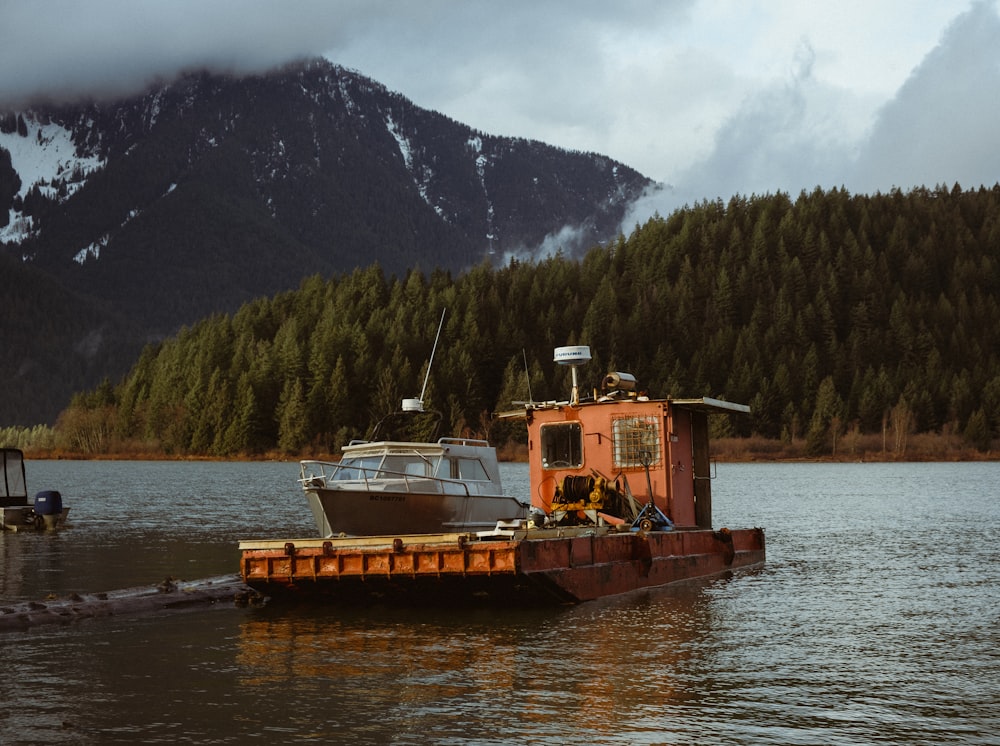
[1,460,997,745]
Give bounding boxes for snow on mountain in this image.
[467,136,497,248]
[0,114,105,244]
[71,206,143,264]
[385,110,441,215]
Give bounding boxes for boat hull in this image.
[305,487,528,536]
[1,506,70,531]
[239,526,765,605]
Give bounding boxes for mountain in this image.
[0,58,652,426]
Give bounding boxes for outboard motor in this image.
[34,490,63,530]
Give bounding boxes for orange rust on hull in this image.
[241,536,519,584]
[514,528,764,602]
[239,527,764,605]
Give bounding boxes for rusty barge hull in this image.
[239,526,765,605]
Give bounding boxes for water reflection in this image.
[0,530,67,600]
[231,577,735,744]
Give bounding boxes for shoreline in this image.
[17,442,998,464]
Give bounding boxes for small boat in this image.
[1,447,69,530]
[298,308,528,537]
[299,404,529,537]
[240,345,765,605]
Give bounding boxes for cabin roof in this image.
[670,397,751,415]
[341,438,494,457]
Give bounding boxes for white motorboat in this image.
[299,435,527,537]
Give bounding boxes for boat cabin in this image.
[298,435,522,537]
[516,347,748,530]
[318,438,501,496]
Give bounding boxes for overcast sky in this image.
[2,0,997,225]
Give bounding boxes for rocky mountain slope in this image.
[0,58,651,425]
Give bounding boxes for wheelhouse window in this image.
[540,422,583,469]
[612,415,662,469]
[450,458,489,481]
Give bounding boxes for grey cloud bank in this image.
[0,0,353,106]
[852,2,1000,196]
[1,0,996,231]
[625,0,1000,224]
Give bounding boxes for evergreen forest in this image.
[53,185,1000,457]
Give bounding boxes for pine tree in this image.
[277,378,308,454]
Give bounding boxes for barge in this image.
[240,346,764,604]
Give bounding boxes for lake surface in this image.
[1,460,997,745]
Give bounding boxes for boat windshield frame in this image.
[1,448,28,505]
[299,448,500,497]
[334,452,440,481]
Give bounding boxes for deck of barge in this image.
[239,526,765,605]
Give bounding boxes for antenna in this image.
[402,308,447,413]
[553,345,591,405]
[522,348,534,404]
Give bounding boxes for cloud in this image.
[3,0,994,240]
[323,1,702,165]
[621,39,865,225]
[0,0,358,107]
[501,224,593,266]
[623,0,1000,228]
[852,0,1000,194]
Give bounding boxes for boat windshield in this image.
[334,454,439,480]
[333,456,381,480]
[381,455,438,478]
[2,449,26,499]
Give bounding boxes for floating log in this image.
[0,574,263,630]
